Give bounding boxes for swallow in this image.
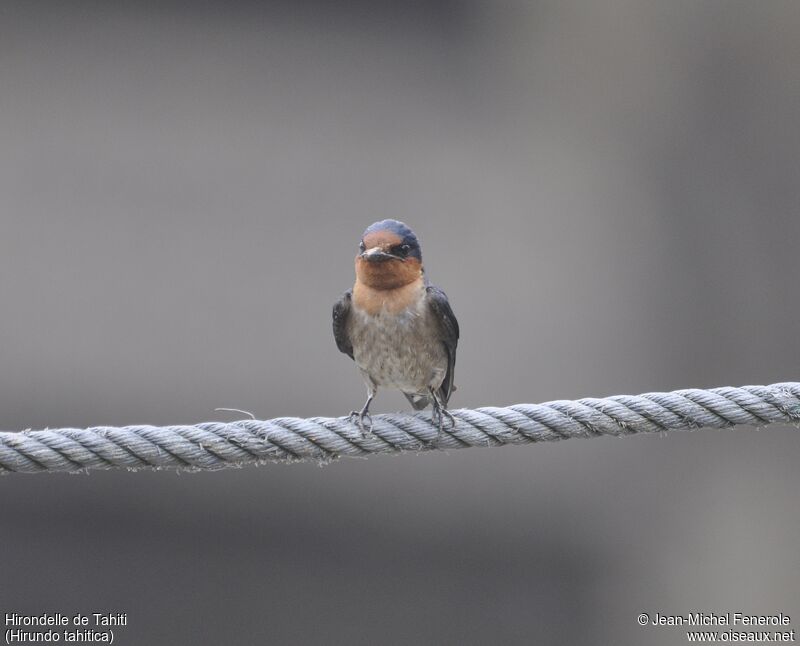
[332,219,459,435]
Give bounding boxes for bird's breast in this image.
[348,280,447,392]
[351,277,424,316]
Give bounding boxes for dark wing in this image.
[332,290,354,359]
[426,285,459,405]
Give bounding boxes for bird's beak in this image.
[360,247,396,263]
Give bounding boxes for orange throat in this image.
[354,254,422,289]
[353,259,424,315]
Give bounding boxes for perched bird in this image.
[332,219,459,434]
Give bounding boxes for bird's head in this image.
[354,219,423,290]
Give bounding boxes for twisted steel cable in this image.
[1,382,799,474]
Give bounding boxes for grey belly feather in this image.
[348,300,447,397]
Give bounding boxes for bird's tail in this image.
[404,393,431,410]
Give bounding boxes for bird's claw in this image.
[348,410,374,436]
[432,406,456,440]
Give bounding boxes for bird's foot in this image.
[348,409,373,436]
[432,406,456,440]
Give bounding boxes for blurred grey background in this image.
[2,1,799,644]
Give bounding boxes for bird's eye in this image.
[359,241,366,252]
[393,244,411,257]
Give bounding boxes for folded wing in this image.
[332,290,354,360]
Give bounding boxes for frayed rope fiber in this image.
[2,382,799,474]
